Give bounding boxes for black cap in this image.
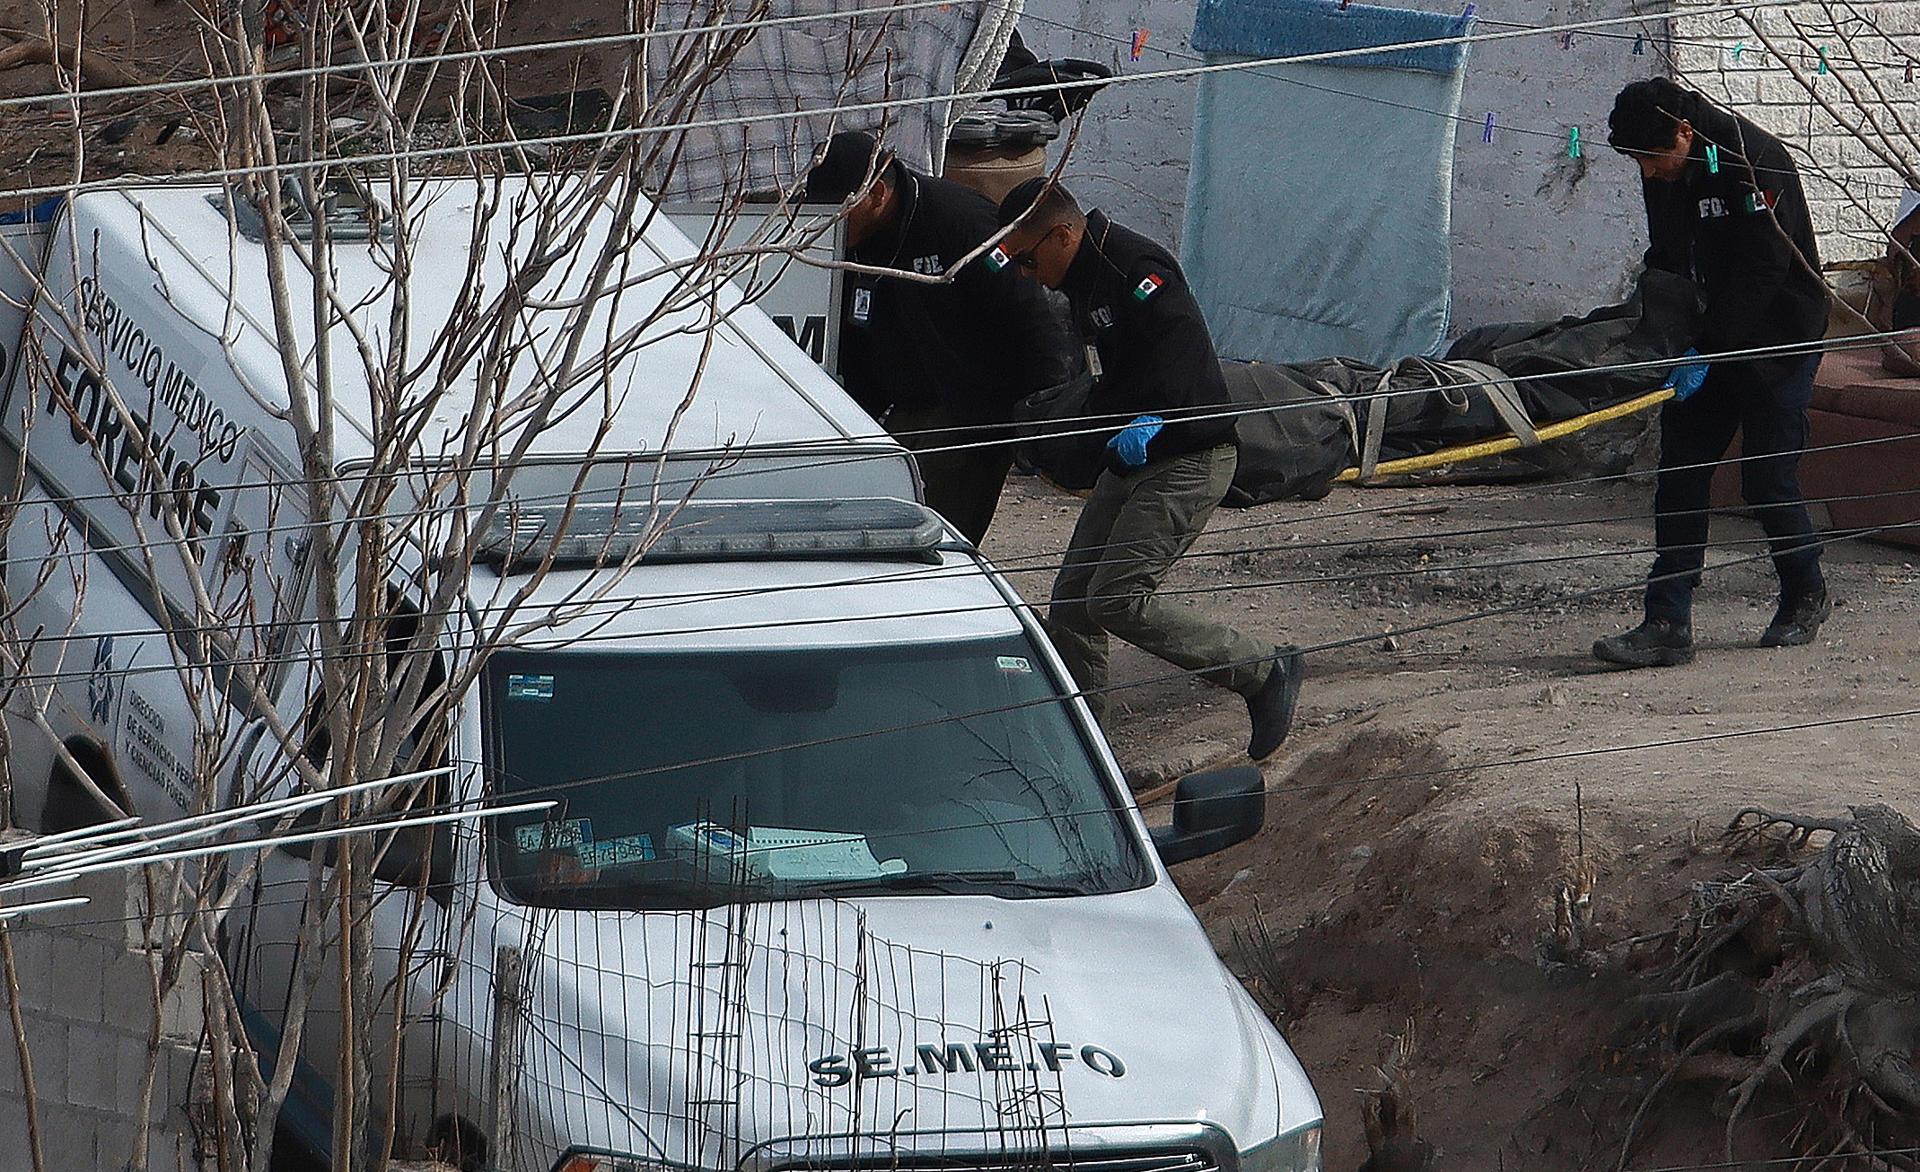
[1608,77,1694,154]
[997,176,1049,228]
[806,131,894,203]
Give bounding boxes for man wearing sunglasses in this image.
[805,131,1076,544]
[995,177,1304,761]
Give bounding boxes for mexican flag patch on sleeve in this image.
[986,246,1011,271]
[1744,189,1779,214]
[1133,273,1165,301]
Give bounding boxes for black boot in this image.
[1246,646,1305,761]
[1592,618,1694,668]
[1760,588,1831,648]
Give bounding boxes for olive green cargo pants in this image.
[1047,443,1274,723]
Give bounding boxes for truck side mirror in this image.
[1149,767,1266,866]
[276,811,457,908]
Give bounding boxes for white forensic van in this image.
[0,180,1322,1172]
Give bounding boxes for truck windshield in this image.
[485,638,1149,909]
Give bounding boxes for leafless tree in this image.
[0,0,965,1168]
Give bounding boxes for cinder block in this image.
[5,933,57,1013]
[102,956,159,1030]
[1759,74,1818,104]
[0,1094,29,1149]
[37,1103,101,1167]
[43,934,107,1022]
[115,1033,148,1113]
[68,1022,124,1112]
[22,1017,66,1103]
[1718,73,1760,104]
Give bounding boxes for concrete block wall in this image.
[1016,0,1660,332]
[0,870,204,1171]
[1668,1,1917,261]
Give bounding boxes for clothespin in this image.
[1459,3,1476,24]
[1706,143,1720,174]
[1632,32,1645,55]
[1482,112,1496,143]
[1568,126,1581,158]
[1559,30,1574,50]
[1817,46,1830,75]
[1732,41,1745,61]
[1130,28,1148,62]
[1339,0,1353,9]
[1907,60,1915,84]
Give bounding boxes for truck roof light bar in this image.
[476,498,947,570]
[212,175,390,243]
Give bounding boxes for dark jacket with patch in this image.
[1639,98,1827,382]
[1057,210,1239,463]
[839,171,1076,423]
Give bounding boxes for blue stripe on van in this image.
[238,999,337,1158]
[0,196,62,225]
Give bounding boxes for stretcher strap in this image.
[1358,368,1396,482]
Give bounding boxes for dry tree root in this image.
[1618,803,1920,1169]
[1359,1023,1436,1172]
[0,34,152,90]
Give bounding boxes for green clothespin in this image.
[1706,143,1719,174]
[1817,46,1830,74]
[1568,126,1581,159]
[1732,41,1745,61]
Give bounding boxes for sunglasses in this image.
[1006,225,1061,272]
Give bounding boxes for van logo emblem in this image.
[87,635,115,724]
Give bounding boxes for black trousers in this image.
[886,405,1015,546]
[1644,355,1825,622]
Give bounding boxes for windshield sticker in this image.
[506,673,555,701]
[996,656,1034,675]
[516,818,590,853]
[668,821,905,882]
[577,833,656,869]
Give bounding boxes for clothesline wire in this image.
[0,0,1844,206]
[8,300,1903,513]
[7,324,1914,578]
[1,500,1908,742]
[9,680,1919,931]
[0,0,997,114]
[6,519,1918,887]
[1017,7,1915,194]
[420,513,1920,812]
[11,479,1918,660]
[14,678,1920,929]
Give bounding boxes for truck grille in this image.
[772,1151,1218,1172]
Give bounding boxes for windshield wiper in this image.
[806,870,1093,898]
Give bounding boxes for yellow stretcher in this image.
[1332,386,1676,484]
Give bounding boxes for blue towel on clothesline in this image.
[1181,0,1473,366]
[1192,0,1471,74]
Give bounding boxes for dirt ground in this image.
[982,468,1920,1172]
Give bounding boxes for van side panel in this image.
[0,201,313,818]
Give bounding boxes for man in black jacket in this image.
[996,178,1303,759]
[806,132,1075,544]
[1594,79,1832,668]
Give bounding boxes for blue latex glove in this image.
[1666,348,1709,401]
[1106,414,1165,470]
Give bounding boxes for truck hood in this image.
[494,884,1319,1168]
